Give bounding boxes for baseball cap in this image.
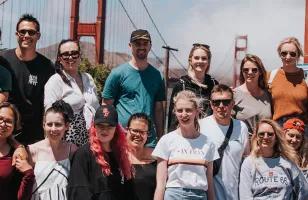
[94,105,118,127]
[283,118,305,133]
[130,29,151,43]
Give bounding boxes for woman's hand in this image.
[15,156,33,173]
[11,145,28,166]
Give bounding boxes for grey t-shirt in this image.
[239,156,308,200]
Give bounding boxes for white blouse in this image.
[44,71,100,129]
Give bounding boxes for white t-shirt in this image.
[152,130,219,191]
[199,115,249,200]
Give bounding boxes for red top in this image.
[0,147,35,200]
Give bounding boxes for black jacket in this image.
[168,74,218,132]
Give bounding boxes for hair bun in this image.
[51,100,74,122]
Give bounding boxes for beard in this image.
[136,49,148,60]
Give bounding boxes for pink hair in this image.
[89,123,133,179]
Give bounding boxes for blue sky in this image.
[1,0,306,82]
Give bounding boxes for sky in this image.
[0,0,306,83]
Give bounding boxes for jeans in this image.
[164,187,207,200]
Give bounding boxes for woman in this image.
[29,100,77,200]
[126,113,156,200]
[283,118,308,180]
[0,102,34,200]
[67,104,135,200]
[269,37,308,131]
[168,43,218,132]
[233,54,272,134]
[44,39,100,146]
[153,90,217,200]
[239,119,308,199]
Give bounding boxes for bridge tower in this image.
[233,35,248,87]
[70,0,106,64]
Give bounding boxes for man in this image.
[102,29,165,148]
[0,14,54,144]
[0,64,12,103]
[200,84,249,200]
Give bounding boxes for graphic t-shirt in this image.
[240,156,308,200]
[152,130,219,191]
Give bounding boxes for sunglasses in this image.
[193,43,210,50]
[280,51,297,58]
[242,67,258,74]
[17,29,38,36]
[211,99,232,107]
[60,51,80,60]
[128,128,148,136]
[257,131,275,138]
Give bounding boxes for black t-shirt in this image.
[0,49,54,144]
[68,144,136,200]
[132,162,156,200]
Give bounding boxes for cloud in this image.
[162,0,305,83]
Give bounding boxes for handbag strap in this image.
[218,119,234,155]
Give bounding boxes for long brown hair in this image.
[239,54,267,89]
[250,119,298,164]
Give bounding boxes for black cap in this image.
[94,105,118,126]
[130,29,151,42]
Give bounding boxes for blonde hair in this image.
[188,45,212,75]
[277,37,303,60]
[250,119,299,164]
[299,137,308,169]
[173,90,201,131]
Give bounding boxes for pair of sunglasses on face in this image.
[280,51,297,58]
[242,67,259,74]
[59,51,80,61]
[17,29,38,37]
[211,99,232,107]
[257,131,275,138]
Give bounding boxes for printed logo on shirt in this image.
[28,74,38,86]
[254,172,289,187]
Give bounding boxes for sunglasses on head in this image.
[193,43,210,50]
[242,67,258,74]
[257,131,275,138]
[280,51,297,58]
[17,29,38,36]
[211,99,232,107]
[60,51,80,60]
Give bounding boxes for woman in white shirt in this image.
[152,90,218,200]
[44,39,100,146]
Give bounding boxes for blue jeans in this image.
[164,187,207,200]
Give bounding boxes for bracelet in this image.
[16,144,25,149]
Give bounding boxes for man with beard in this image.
[199,84,249,200]
[102,29,165,148]
[0,14,54,144]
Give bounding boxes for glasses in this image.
[193,43,210,50]
[280,51,297,58]
[17,29,38,36]
[60,51,80,61]
[242,67,258,74]
[128,128,148,136]
[257,131,275,138]
[0,116,14,127]
[211,99,232,107]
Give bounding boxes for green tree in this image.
[79,58,111,101]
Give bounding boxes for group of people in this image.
[0,13,308,200]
